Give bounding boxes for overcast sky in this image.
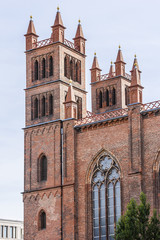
[0,0,160,221]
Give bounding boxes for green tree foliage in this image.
[115,192,160,240]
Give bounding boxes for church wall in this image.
[75,119,130,239]
[141,113,160,214]
[23,188,62,240]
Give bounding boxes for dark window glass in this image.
[64,56,67,77]
[40,211,46,230]
[99,91,103,108]
[77,97,82,119]
[112,88,116,105]
[34,60,39,80]
[34,98,39,119]
[92,155,121,240]
[49,94,53,115]
[40,155,47,181]
[49,56,53,76]
[42,58,45,78]
[70,60,73,80]
[106,89,109,106]
[76,62,78,82]
[41,96,46,117]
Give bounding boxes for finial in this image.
[30,15,33,20]
[134,54,137,58]
[69,79,72,85]
[78,19,81,24]
[57,6,60,11]
[111,61,113,65]
[94,52,96,56]
[119,45,121,49]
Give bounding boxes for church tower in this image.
[90,46,131,114]
[23,9,86,240]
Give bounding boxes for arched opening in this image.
[34,98,38,119]
[75,62,78,82]
[41,96,46,117]
[92,154,121,240]
[49,94,53,115]
[39,155,47,181]
[99,91,103,108]
[112,88,116,105]
[34,60,39,80]
[42,58,45,79]
[64,56,67,77]
[70,60,73,80]
[106,89,109,106]
[49,56,53,76]
[39,210,46,230]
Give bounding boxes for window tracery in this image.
[92,154,121,240]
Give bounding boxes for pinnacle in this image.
[53,9,64,27]
[65,83,75,103]
[116,48,125,62]
[75,21,85,39]
[91,54,101,70]
[26,18,38,36]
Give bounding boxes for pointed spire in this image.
[65,80,75,103]
[115,46,125,63]
[75,20,85,39]
[131,63,141,86]
[91,53,101,70]
[53,7,65,28]
[131,55,141,72]
[25,16,38,36]
[114,46,126,76]
[108,61,115,78]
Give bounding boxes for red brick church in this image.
[23,8,160,240]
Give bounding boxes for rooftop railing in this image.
[97,72,131,82]
[75,99,160,127]
[75,108,128,127]
[32,38,76,50]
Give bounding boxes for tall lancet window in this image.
[92,154,121,240]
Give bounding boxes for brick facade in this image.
[23,10,160,240]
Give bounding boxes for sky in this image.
[0,0,160,221]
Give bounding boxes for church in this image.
[23,8,160,240]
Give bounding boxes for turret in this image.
[90,53,102,83]
[73,20,86,54]
[24,16,39,51]
[114,46,126,76]
[129,57,143,104]
[51,7,66,43]
[64,80,77,119]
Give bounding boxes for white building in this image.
[0,219,23,240]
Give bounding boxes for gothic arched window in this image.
[112,88,116,105]
[99,91,103,108]
[34,98,39,119]
[70,60,73,80]
[41,96,46,117]
[49,94,53,115]
[106,89,109,107]
[39,210,46,230]
[92,154,121,240]
[34,60,39,80]
[75,62,78,82]
[42,58,46,79]
[49,56,53,77]
[64,56,67,77]
[39,155,47,181]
